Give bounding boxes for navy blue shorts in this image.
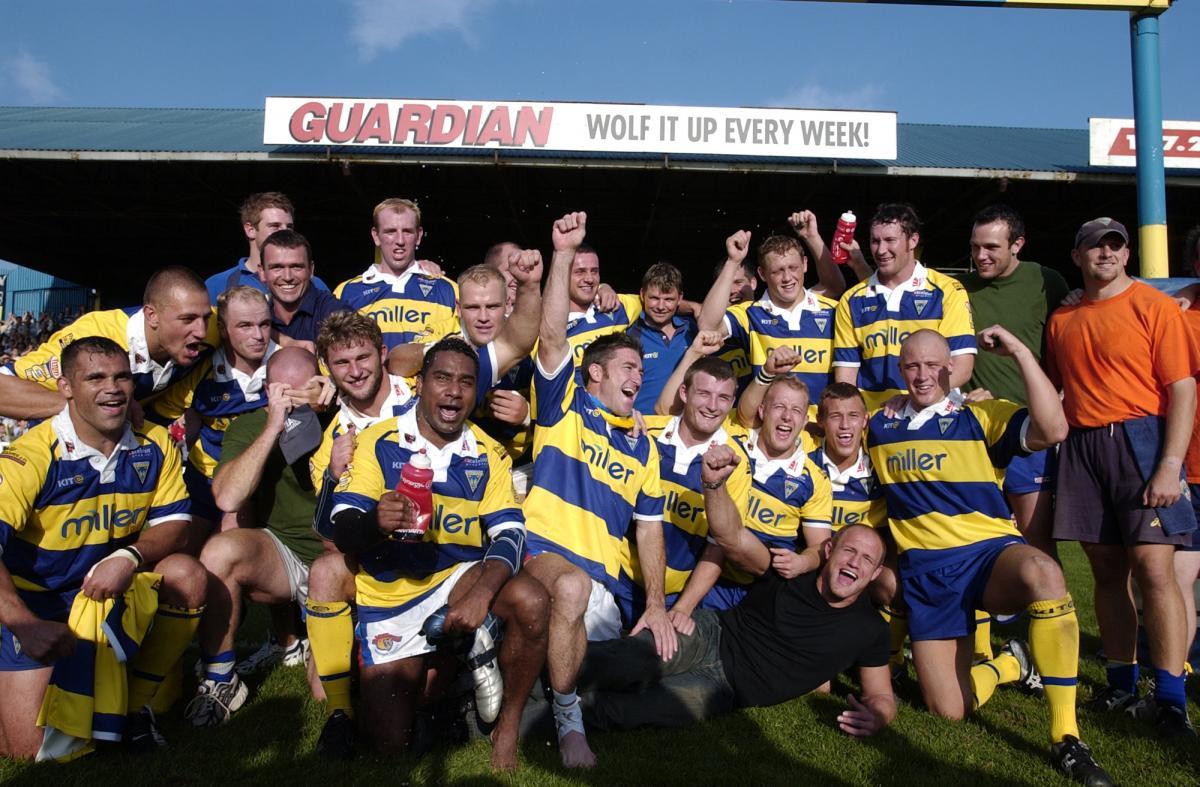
[902,537,1024,642]
[0,621,57,670]
[1004,448,1057,496]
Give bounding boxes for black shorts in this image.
[1053,423,1192,547]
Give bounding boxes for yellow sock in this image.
[970,652,1021,709]
[1028,595,1080,743]
[127,604,203,712]
[306,600,355,717]
[148,656,183,714]
[881,605,909,671]
[973,611,993,661]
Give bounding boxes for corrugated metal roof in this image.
[0,106,1191,181]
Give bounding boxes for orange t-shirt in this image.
[1044,280,1200,429]
[1185,302,1200,483]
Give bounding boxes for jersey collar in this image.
[52,405,139,484]
[211,342,277,401]
[898,389,966,430]
[125,309,176,392]
[865,261,929,312]
[338,374,414,432]
[393,401,478,482]
[819,446,873,491]
[745,428,807,485]
[361,260,437,293]
[655,415,729,475]
[568,304,598,326]
[757,290,826,330]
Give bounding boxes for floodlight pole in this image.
[1130,11,1168,277]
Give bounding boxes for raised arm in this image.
[492,249,544,374]
[789,210,847,300]
[654,331,724,415]
[977,325,1066,451]
[538,212,587,372]
[212,383,291,512]
[735,346,799,427]
[699,444,771,576]
[698,230,751,333]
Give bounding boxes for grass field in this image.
[2,542,1198,786]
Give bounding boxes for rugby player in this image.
[0,337,207,758]
[521,211,672,769]
[261,230,349,346]
[868,328,1111,785]
[833,204,976,408]
[334,198,458,350]
[0,266,213,420]
[629,263,698,414]
[328,337,548,771]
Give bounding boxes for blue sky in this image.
[0,0,1195,129]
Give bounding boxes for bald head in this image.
[267,346,318,389]
[899,329,950,362]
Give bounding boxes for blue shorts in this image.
[1,621,58,670]
[1003,448,1057,496]
[901,536,1024,642]
[183,463,220,522]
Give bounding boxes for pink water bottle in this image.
[394,449,434,541]
[830,211,857,265]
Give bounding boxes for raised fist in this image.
[553,212,588,252]
[700,443,742,487]
[509,249,544,286]
[725,230,752,265]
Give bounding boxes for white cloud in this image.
[2,51,64,104]
[768,83,886,112]
[348,0,497,59]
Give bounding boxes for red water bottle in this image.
[394,449,434,541]
[830,211,857,265]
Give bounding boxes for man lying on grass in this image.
[563,444,896,737]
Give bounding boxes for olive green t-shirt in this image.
[957,261,1069,405]
[217,407,327,564]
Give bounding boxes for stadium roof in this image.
[0,106,1194,184]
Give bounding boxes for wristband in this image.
[125,545,145,567]
[702,480,723,490]
[755,369,777,386]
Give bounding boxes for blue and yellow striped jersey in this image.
[3,308,216,402]
[833,264,976,407]
[634,416,751,599]
[867,398,1026,564]
[334,263,458,351]
[722,426,832,586]
[0,408,190,620]
[309,375,415,540]
[331,405,522,612]
[724,291,837,404]
[810,446,888,531]
[524,354,664,598]
[564,293,642,367]
[147,345,276,479]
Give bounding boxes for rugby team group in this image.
[1,192,1198,785]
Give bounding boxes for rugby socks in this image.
[973,611,994,662]
[970,652,1021,709]
[1106,660,1139,696]
[880,605,909,671]
[128,604,204,712]
[552,689,586,738]
[305,600,355,717]
[1028,595,1080,743]
[202,650,237,683]
[1152,668,1187,711]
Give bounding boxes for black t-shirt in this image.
[717,571,889,708]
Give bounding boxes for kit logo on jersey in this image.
[813,317,829,333]
[783,479,799,498]
[418,283,433,297]
[465,469,484,493]
[133,460,151,484]
[937,417,954,434]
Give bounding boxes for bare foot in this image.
[490,727,520,772]
[558,730,596,768]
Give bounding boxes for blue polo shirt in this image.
[628,314,698,413]
[272,285,350,342]
[206,258,330,305]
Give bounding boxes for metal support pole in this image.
[1130,12,1168,277]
